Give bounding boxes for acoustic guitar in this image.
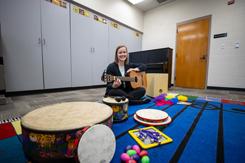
[102,71,147,89]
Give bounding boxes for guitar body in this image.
[128,71,147,89]
[102,71,147,89]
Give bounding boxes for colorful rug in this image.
[0,119,27,163]
[0,96,245,163]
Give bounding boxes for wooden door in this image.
[175,17,210,89]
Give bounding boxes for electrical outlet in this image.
[221,43,225,49]
[235,42,239,48]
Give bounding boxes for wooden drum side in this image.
[21,102,113,163]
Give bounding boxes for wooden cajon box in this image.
[146,73,168,97]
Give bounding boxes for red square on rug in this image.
[0,123,16,140]
[221,99,245,105]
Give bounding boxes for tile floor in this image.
[0,87,244,121]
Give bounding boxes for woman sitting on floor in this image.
[103,45,150,105]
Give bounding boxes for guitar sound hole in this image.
[134,77,138,82]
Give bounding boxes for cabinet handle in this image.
[90,47,95,53]
[42,39,46,45]
[38,38,42,45]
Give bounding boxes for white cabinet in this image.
[0,1,142,92]
[0,0,44,92]
[108,21,142,64]
[108,22,125,63]
[0,0,71,91]
[122,27,142,53]
[71,5,93,87]
[41,0,71,89]
[70,5,108,87]
[91,15,109,85]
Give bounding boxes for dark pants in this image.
[107,87,146,100]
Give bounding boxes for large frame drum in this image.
[102,97,129,122]
[21,102,113,163]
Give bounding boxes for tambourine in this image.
[134,109,172,126]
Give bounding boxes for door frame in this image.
[174,15,212,89]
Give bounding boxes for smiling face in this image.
[116,46,128,64]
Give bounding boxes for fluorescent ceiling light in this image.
[128,0,144,5]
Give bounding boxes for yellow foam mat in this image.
[11,120,22,135]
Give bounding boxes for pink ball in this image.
[132,145,141,154]
[121,153,131,162]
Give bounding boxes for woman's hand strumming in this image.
[112,78,121,88]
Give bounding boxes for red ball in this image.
[139,150,148,157]
[126,159,137,163]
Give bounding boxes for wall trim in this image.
[0,90,4,95]
[5,85,106,97]
[207,86,245,92]
[0,56,3,65]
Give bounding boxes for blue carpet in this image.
[0,136,26,163]
[112,99,245,163]
[0,99,244,163]
[223,104,245,163]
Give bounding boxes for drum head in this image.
[136,109,169,121]
[103,96,128,104]
[77,124,116,163]
[21,102,112,131]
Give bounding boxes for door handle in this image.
[200,55,207,60]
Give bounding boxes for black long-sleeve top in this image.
[105,62,146,95]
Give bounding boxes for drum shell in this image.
[103,99,128,122]
[21,116,113,163]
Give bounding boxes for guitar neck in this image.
[116,76,135,82]
[103,71,146,89]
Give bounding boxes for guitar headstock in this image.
[101,72,114,83]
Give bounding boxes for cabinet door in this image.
[41,0,71,89]
[91,16,109,85]
[122,27,142,53]
[131,32,142,52]
[108,22,125,63]
[0,0,44,92]
[109,24,142,57]
[70,5,93,87]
